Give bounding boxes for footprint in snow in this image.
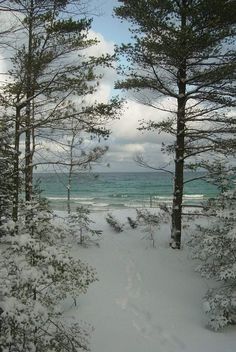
[116,257,186,351]
[130,303,185,351]
[115,258,141,309]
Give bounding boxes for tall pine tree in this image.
[114,0,236,248]
[2,0,119,220]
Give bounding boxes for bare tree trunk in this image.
[12,105,21,222]
[171,96,186,248]
[25,0,34,203]
[67,176,72,215]
[170,0,187,249]
[67,133,75,214]
[25,107,33,202]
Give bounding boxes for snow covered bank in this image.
[59,209,235,352]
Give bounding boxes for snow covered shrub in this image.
[189,190,236,330]
[202,159,236,194]
[127,216,138,229]
[0,121,14,234]
[136,209,161,248]
[106,213,124,232]
[0,200,97,351]
[67,206,102,246]
[158,203,171,223]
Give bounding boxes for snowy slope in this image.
[61,209,236,352]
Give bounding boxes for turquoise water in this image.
[34,172,218,210]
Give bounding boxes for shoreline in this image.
[49,202,205,212]
[46,195,207,212]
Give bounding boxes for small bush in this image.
[189,190,236,330]
[0,200,97,351]
[127,216,138,229]
[106,213,124,232]
[67,206,102,246]
[136,209,161,247]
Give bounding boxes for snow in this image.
[58,209,236,352]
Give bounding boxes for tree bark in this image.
[25,0,34,203]
[170,0,187,249]
[171,94,186,248]
[67,133,75,214]
[12,105,21,222]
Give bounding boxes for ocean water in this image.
[34,172,218,211]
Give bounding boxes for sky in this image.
[0,0,173,174]
[84,0,173,173]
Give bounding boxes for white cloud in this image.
[85,82,112,105]
[86,30,115,56]
[101,98,174,171]
[77,30,117,105]
[1,19,175,173]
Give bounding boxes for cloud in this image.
[86,30,115,56]
[102,140,171,172]
[79,30,118,105]
[1,18,175,173]
[62,29,175,172]
[101,98,174,171]
[74,30,172,173]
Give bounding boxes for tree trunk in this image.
[67,180,71,215]
[67,154,73,214]
[25,0,34,203]
[25,107,33,202]
[170,0,187,249]
[171,97,185,248]
[67,133,75,214]
[12,105,21,222]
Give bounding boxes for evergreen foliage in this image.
[106,213,124,233]
[114,0,236,248]
[136,209,161,247]
[127,216,138,229]
[67,206,102,246]
[0,1,119,349]
[189,189,236,330]
[0,118,14,230]
[190,159,236,194]
[2,0,120,218]
[0,200,97,351]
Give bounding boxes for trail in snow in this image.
[116,255,186,352]
[67,210,236,352]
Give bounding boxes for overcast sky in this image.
[0,0,173,173]
[85,0,173,172]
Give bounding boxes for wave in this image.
[93,203,109,207]
[46,193,206,211]
[125,202,146,208]
[74,201,94,206]
[183,194,204,199]
[48,194,205,202]
[110,193,129,198]
[48,197,95,201]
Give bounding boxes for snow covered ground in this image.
[60,209,235,352]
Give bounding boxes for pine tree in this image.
[190,158,236,194]
[114,0,236,248]
[136,209,161,247]
[0,116,14,232]
[2,0,120,220]
[0,198,97,351]
[106,213,124,232]
[67,205,102,246]
[189,188,236,330]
